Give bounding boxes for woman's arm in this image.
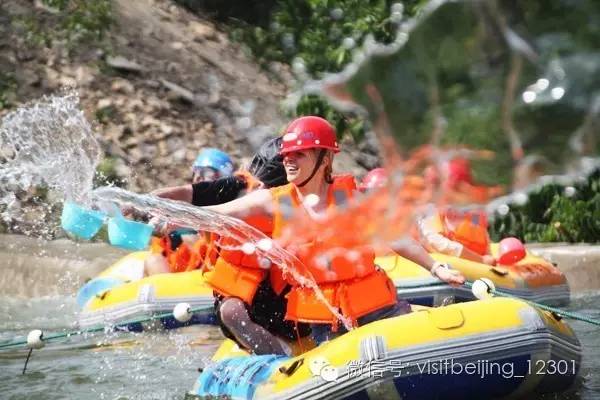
[152,185,193,203]
[417,214,495,265]
[203,188,273,219]
[459,246,496,265]
[390,237,437,270]
[390,237,465,285]
[417,214,463,257]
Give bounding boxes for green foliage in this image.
[231,0,425,139]
[490,169,600,243]
[50,0,112,44]
[229,0,598,189]
[294,95,366,141]
[0,72,17,110]
[233,1,399,76]
[11,15,51,47]
[14,0,112,49]
[441,100,512,185]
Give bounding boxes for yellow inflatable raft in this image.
[382,243,569,307]
[186,298,581,399]
[77,252,216,330]
[76,245,569,330]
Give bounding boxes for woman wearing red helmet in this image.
[198,116,464,352]
[359,168,389,191]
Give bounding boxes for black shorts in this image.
[214,279,311,342]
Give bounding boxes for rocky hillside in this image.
[1,0,295,191]
[0,0,382,236]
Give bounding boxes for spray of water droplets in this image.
[0,92,101,236]
[0,91,100,203]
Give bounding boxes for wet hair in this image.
[324,160,334,184]
[247,137,287,189]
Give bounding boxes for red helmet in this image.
[360,168,388,191]
[446,158,473,188]
[498,237,526,265]
[279,116,340,155]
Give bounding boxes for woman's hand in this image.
[482,255,497,266]
[148,216,186,236]
[148,216,167,236]
[121,204,150,222]
[432,262,466,285]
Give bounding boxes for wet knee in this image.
[144,254,169,276]
[219,298,248,327]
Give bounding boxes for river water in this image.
[1,0,598,398]
[0,235,598,400]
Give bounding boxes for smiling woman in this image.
[281,149,331,194]
[280,116,339,200]
[196,115,465,353]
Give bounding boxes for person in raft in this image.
[416,206,497,266]
[144,138,287,276]
[142,138,313,351]
[358,167,496,266]
[191,148,235,184]
[193,116,465,352]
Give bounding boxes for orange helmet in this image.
[280,116,339,155]
[360,168,388,191]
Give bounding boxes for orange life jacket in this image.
[203,213,275,304]
[440,208,490,256]
[150,236,168,256]
[271,175,397,327]
[204,252,289,305]
[204,175,356,303]
[284,270,397,327]
[150,233,218,273]
[269,264,289,297]
[208,169,287,300]
[168,243,193,273]
[187,232,219,271]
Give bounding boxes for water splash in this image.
[91,186,355,330]
[0,92,355,329]
[0,92,101,236]
[0,92,100,203]
[272,0,600,309]
[297,0,599,191]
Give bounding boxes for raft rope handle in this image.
[463,280,600,327]
[0,305,214,350]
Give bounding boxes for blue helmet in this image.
[193,148,234,176]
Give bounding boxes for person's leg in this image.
[310,323,346,345]
[218,297,291,356]
[357,299,412,327]
[249,282,312,341]
[144,253,170,276]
